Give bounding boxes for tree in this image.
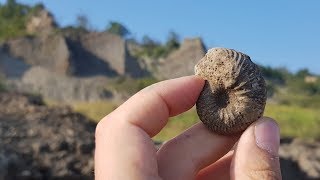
[165,31,180,51]
[142,35,158,47]
[76,14,89,30]
[0,0,31,40]
[105,21,130,37]
[296,68,311,78]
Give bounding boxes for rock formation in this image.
[1,31,147,78]
[9,66,113,102]
[0,50,30,79]
[155,38,206,79]
[26,8,57,36]
[3,35,71,75]
[69,32,147,77]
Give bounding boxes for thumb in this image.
[232,117,282,180]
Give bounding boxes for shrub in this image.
[0,0,47,41]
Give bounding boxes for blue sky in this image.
[2,0,320,74]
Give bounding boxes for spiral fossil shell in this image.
[195,48,267,135]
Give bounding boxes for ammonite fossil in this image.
[195,48,267,135]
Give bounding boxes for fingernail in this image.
[255,119,280,156]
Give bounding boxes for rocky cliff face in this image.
[0,50,30,79]
[0,19,206,102]
[3,35,71,75]
[11,66,113,102]
[1,31,147,78]
[26,9,57,36]
[155,38,206,80]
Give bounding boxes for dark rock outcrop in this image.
[155,38,206,79]
[0,50,30,79]
[0,92,95,179]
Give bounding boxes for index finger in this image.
[101,75,205,137]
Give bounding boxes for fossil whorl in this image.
[195,48,267,135]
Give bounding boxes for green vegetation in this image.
[0,0,45,41]
[134,31,180,59]
[107,76,159,95]
[72,101,118,121]
[153,108,199,141]
[75,14,90,31]
[265,104,320,139]
[67,98,320,141]
[0,80,5,92]
[105,21,130,37]
[0,72,5,92]
[153,103,320,141]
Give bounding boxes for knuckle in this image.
[247,167,281,180]
[95,116,112,140]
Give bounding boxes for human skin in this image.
[95,76,282,180]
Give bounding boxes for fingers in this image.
[231,117,282,180]
[157,123,238,180]
[95,76,204,179]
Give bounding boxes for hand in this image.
[95,76,282,180]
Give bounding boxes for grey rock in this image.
[71,32,147,77]
[3,35,71,75]
[10,66,113,102]
[26,9,57,36]
[155,38,206,79]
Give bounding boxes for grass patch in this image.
[265,104,320,139]
[46,98,320,141]
[153,103,320,141]
[44,99,118,122]
[153,108,198,141]
[274,91,320,109]
[72,101,118,122]
[0,81,5,92]
[107,77,159,95]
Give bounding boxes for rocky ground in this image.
[0,92,95,179]
[0,92,319,179]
